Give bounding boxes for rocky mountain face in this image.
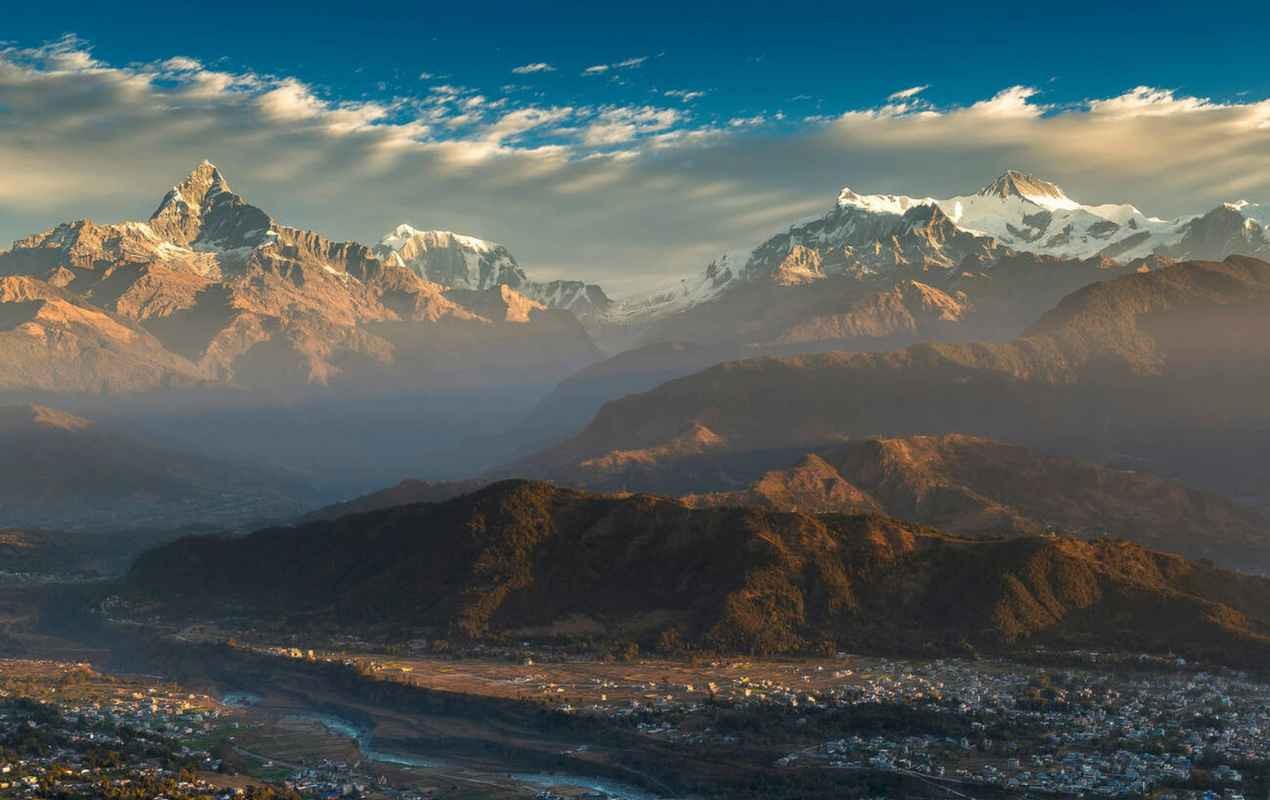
[0,403,311,531]
[378,226,527,290]
[520,257,1270,508]
[0,162,599,394]
[1164,204,1270,261]
[300,427,1270,572]
[680,434,1270,572]
[610,170,1270,345]
[0,276,204,393]
[125,480,1270,664]
[649,276,974,349]
[522,171,1268,429]
[377,224,612,324]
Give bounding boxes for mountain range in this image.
[4,164,1268,519]
[518,172,1270,431]
[4,165,1266,400]
[310,430,1270,573]
[609,170,1269,335]
[375,224,612,325]
[680,434,1270,571]
[520,257,1270,513]
[125,480,1270,665]
[0,403,311,531]
[0,162,597,395]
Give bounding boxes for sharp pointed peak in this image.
[183,159,230,191]
[151,162,235,218]
[976,169,1077,209]
[145,161,269,247]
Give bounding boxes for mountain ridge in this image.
[124,480,1270,665]
[519,256,1270,506]
[0,162,600,394]
[610,169,1270,342]
[0,402,312,531]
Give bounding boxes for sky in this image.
[2,1,1269,294]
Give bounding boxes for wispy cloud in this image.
[512,62,555,75]
[481,106,574,143]
[1,36,1269,293]
[664,89,706,102]
[888,85,928,101]
[728,114,767,127]
[582,106,681,146]
[162,56,202,72]
[582,56,649,75]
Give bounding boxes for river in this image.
[264,705,663,800]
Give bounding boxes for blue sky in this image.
[8,1,1267,140]
[2,1,1269,291]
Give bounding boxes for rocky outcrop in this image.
[0,163,601,393]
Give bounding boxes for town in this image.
[75,598,1270,798]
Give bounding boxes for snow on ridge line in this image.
[837,188,939,215]
[609,170,1270,327]
[381,224,501,254]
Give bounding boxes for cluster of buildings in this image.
[282,758,397,799]
[0,663,240,799]
[599,654,1268,799]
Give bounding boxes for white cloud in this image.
[162,56,203,72]
[257,79,326,122]
[179,68,259,99]
[0,38,1268,294]
[1089,86,1220,117]
[888,85,928,101]
[582,56,648,75]
[481,106,574,143]
[664,89,706,102]
[581,106,681,146]
[969,85,1043,118]
[512,62,555,74]
[461,94,507,111]
[426,84,468,101]
[444,113,479,129]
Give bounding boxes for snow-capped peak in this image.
[1224,200,1267,225]
[379,224,500,254]
[375,224,524,291]
[837,187,938,215]
[976,169,1080,211]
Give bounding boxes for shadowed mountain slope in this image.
[680,435,1270,572]
[0,403,311,531]
[519,258,1270,504]
[126,481,1270,665]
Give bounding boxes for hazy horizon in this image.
[3,3,1269,293]
[4,5,1270,800]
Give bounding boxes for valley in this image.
[6,584,1270,800]
[3,35,1270,800]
